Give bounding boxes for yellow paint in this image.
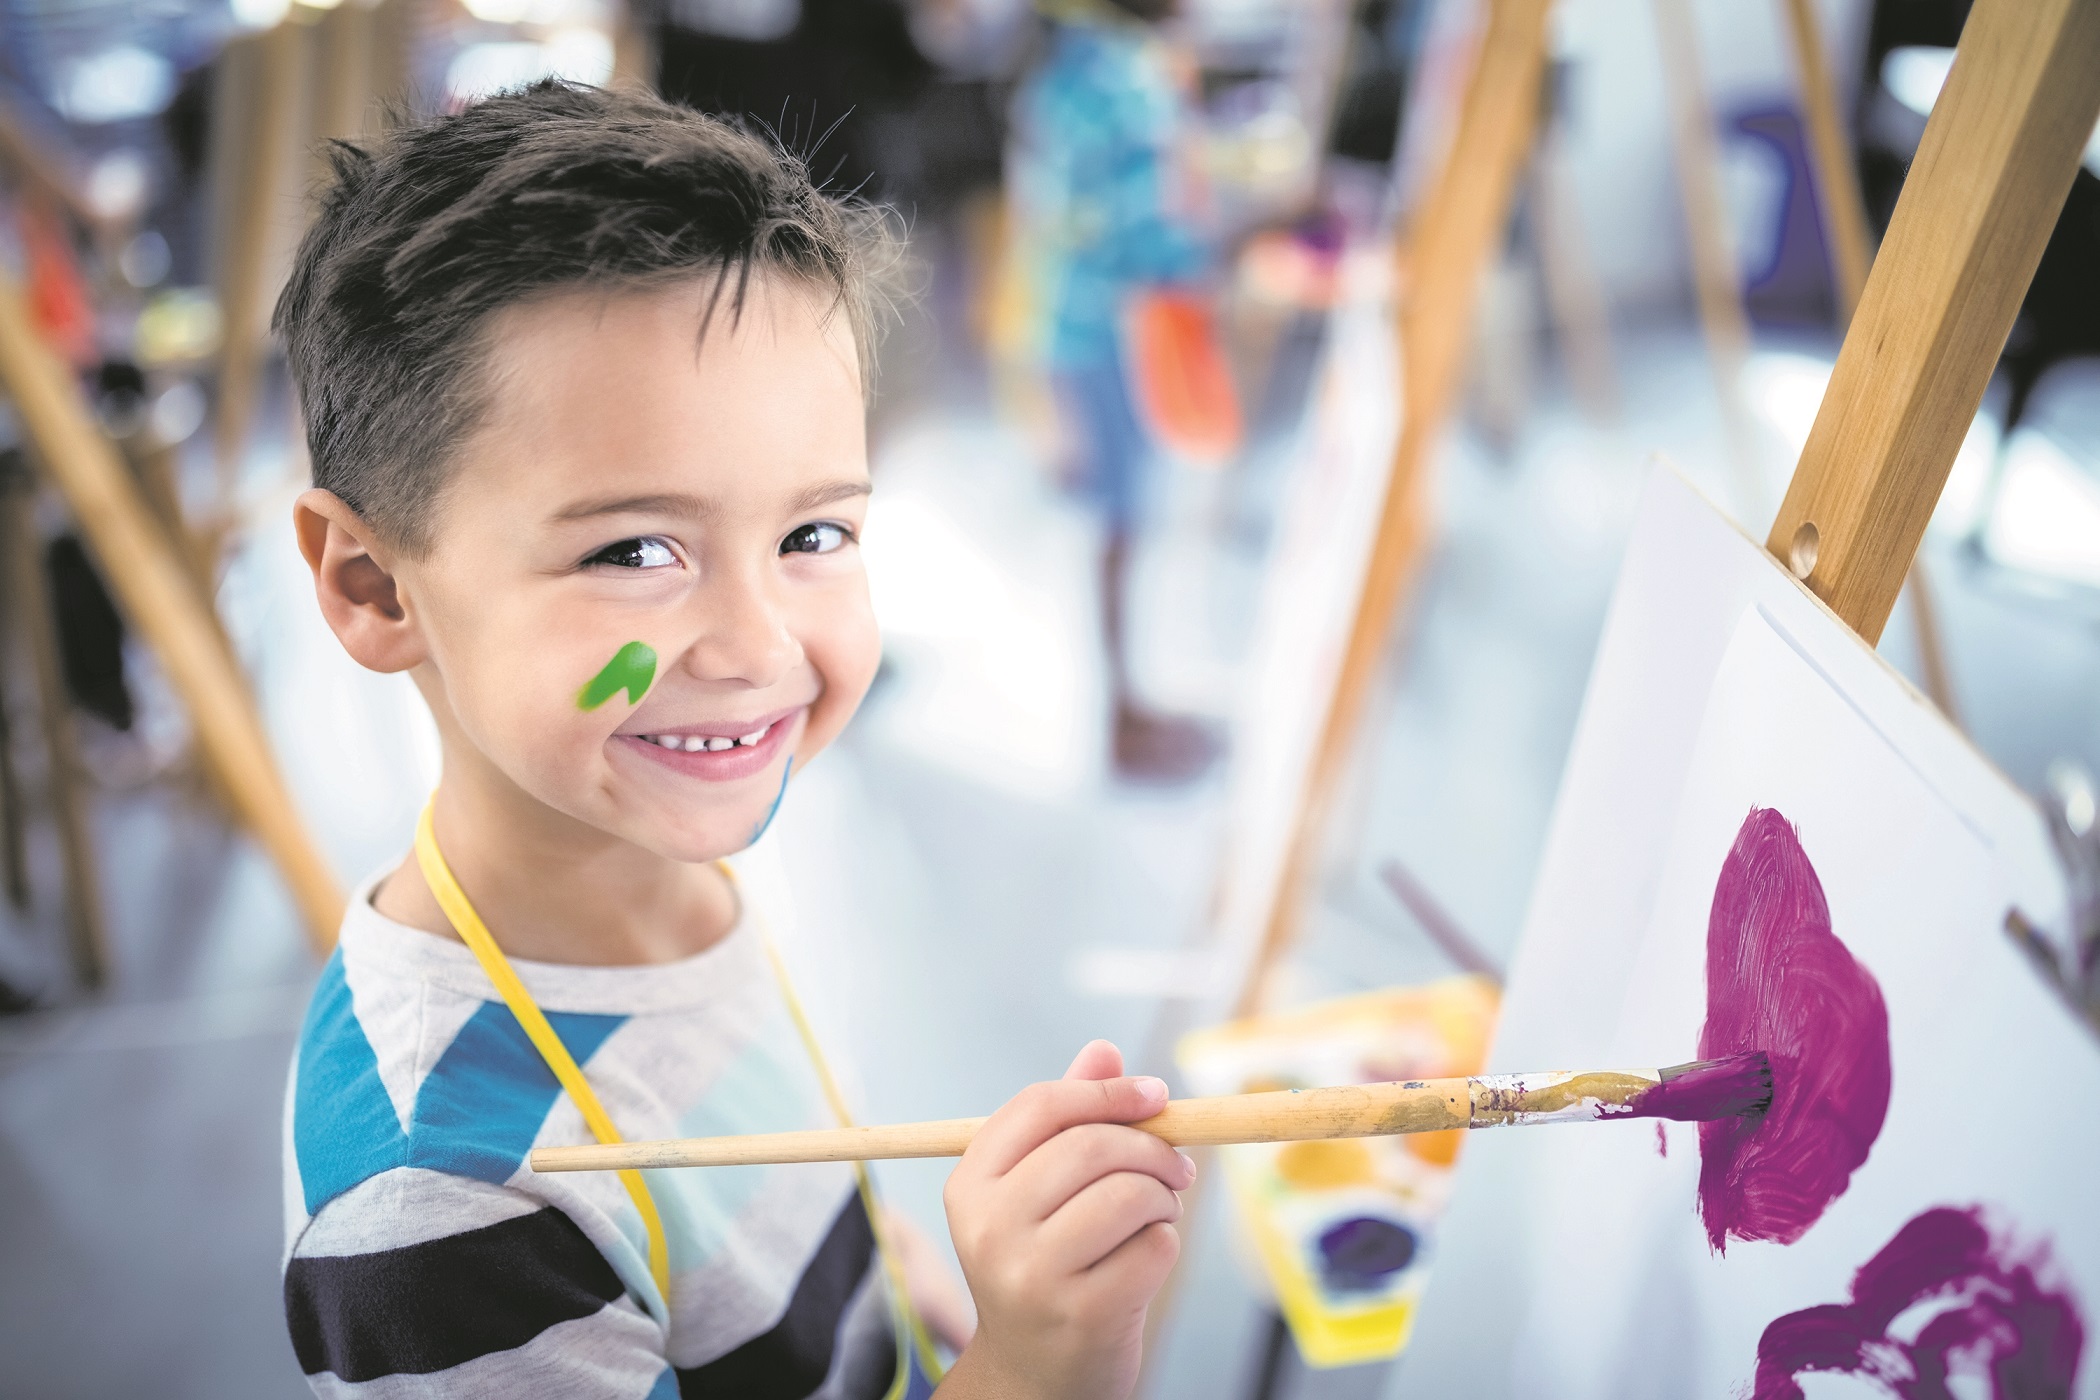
[1275,1139,1377,1190]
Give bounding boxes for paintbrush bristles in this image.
[1644,1051,1774,1121]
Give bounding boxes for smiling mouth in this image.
[634,720,777,754]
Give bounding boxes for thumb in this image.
[1063,1038,1125,1082]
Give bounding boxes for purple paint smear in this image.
[1752,1205,2085,1400]
[1699,808,1891,1252]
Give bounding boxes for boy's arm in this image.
[286,1174,670,1398]
[934,1042,1196,1400]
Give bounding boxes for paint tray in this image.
[1178,976,1499,1368]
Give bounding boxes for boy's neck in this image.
[373,748,741,967]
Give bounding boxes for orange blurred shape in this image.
[21,205,97,368]
[1404,1128,1465,1168]
[1128,288,1242,466]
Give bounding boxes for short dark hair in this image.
[276,81,895,555]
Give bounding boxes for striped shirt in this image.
[282,869,904,1399]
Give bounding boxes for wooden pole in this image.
[316,0,380,155]
[1530,123,1621,422]
[0,98,95,231]
[0,273,345,950]
[1767,0,2100,643]
[1779,0,1873,322]
[213,20,303,509]
[0,463,109,985]
[1652,0,1764,523]
[1230,0,1555,1019]
[1777,0,1963,722]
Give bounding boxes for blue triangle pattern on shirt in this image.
[410,999,625,1185]
[293,951,627,1216]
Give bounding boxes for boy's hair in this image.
[276,81,896,556]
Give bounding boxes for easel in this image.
[0,452,109,985]
[0,275,346,952]
[1137,4,1557,1390]
[1770,0,2099,644]
[211,17,304,513]
[1228,0,1554,1018]
[1656,0,1963,718]
[1147,0,2098,1388]
[214,1,411,523]
[1774,0,1960,719]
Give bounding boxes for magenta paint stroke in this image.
[1750,1205,2084,1400]
[1698,807,1891,1252]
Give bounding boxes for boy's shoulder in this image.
[285,874,781,1229]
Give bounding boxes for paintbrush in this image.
[529,1051,1771,1173]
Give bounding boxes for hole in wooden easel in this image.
[1789,521,1820,580]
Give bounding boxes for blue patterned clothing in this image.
[281,870,918,1399]
[1010,19,1206,369]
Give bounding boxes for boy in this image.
[280,82,1194,1399]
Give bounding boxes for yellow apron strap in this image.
[412,803,673,1305]
[726,866,947,1391]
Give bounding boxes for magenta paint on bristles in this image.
[1623,1051,1774,1123]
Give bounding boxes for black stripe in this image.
[678,1193,886,1400]
[286,1206,625,1381]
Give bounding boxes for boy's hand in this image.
[937,1040,1194,1400]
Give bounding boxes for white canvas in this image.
[1396,466,2099,1399]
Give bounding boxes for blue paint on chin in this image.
[748,756,793,846]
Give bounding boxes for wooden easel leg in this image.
[0,547,29,913]
[1768,0,2100,642]
[1530,126,1621,423]
[212,19,302,516]
[1777,0,1965,723]
[1652,0,1764,526]
[0,462,108,987]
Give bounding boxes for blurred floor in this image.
[3,316,2099,1399]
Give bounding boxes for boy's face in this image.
[375,275,877,863]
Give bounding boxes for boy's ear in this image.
[294,489,426,675]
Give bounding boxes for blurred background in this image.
[1,0,2098,1395]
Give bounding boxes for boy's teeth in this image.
[642,723,773,752]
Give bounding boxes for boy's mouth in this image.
[614,706,802,782]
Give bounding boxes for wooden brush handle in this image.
[529,1079,1473,1173]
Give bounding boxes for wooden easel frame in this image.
[1768,0,2100,642]
[0,276,346,951]
[1226,0,1557,1021]
[1149,0,2096,1386]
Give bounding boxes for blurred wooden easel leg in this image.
[0,273,345,952]
[0,455,108,986]
[1652,0,1764,525]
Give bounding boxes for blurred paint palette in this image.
[1178,976,1499,1368]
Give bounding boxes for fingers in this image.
[963,1073,1170,1179]
[1063,1038,1125,1082]
[1002,1122,1195,1223]
[1037,1169,1185,1275]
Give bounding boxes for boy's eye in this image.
[780,522,851,556]
[586,537,678,570]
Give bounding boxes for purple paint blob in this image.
[1622,1051,1773,1122]
[1656,1122,1668,1158]
[1699,808,1891,1252]
[1751,1205,2085,1400]
[1316,1216,1417,1292]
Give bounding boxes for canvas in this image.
[1396,466,2099,1399]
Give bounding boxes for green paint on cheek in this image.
[577,641,657,711]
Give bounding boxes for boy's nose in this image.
[679,572,799,687]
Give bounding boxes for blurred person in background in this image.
[1009,0,1219,784]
